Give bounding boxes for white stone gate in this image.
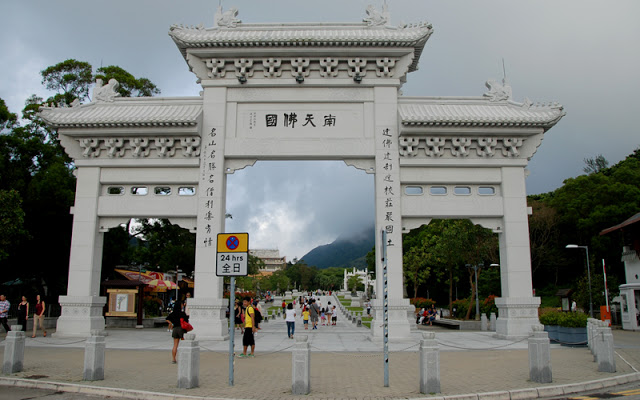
[40,7,564,340]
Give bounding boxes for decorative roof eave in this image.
[398,97,565,132]
[39,97,203,130]
[169,22,433,73]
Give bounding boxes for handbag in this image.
[180,318,193,332]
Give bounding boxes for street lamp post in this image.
[566,244,593,317]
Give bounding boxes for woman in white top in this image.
[285,303,297,339]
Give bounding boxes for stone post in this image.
[83,330,106,381]
[595,322,616,373]
[419,332,440,394]
[528,325,552,383]
[587,318,595,355]
[292,335,311,395]
[356,317,362,327]
[177,334,200,389]
[352,314,357,324]
[490,312,497,332]
[2,326,25,374]
[481,314,488,331]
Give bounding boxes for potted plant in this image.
[539,310,560,342]
[556,311,588,347]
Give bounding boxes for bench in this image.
[432,318,461,329]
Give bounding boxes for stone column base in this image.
[370,298,411,341]
[187,297,229,341]
[54,296,107,338]
[495,297,541,339]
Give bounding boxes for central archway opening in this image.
[225,160,375,292]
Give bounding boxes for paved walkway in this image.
[1,296,639,400]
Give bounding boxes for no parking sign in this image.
[216,233,249,276]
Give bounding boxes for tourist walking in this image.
[234,300,243,331]
[285,302,296,339]
[309,299,319,329]
[239,296,256,358]
[331,305,337,325]
[0,294,11,333]
[31,294,47,337]
[165,302,189,364]
[17,296,29,332]
[302,306,310,329]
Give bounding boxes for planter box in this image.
[557,326,587,347]
[543,324,559,342]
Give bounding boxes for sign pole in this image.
[381,229,389,387]
[228,276,235,386]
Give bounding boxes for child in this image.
[320,310,326,325]
[302,307,310,330]
[331,306,337,325]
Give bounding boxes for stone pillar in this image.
[83,330,106,381]
[419,332,441,394]
[490,312,497,332]
[190,87,229,341]
[292,335,311,395]
[528,325,552,383]
[481,314,488,331]
[495,167,541,339]
[372,86,410,341]
[595,323,616,373]
[2,326,25,374]
[56,167,107,337]
[177,334,200,388]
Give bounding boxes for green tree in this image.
[40,59,93,105]
[0,98,17,130]
[583,154,609,175]
[95,65,160,97]
[0,190,29,261]
[403,244,431,299]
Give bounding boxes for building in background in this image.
[250,249,286,275]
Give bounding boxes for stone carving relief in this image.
[363,4,389,26]
[92,79,120,102]
[262,58,282,77]
[200,56,397,82]
[235,59,254,80]
[483,78,512,102]
[206,59,226,78]
[77,137,201,158]
[319,57,339,77]
[376,58,396,77]
[214,6,241,28]
[399,136,525,159]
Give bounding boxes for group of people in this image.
[416,304,438,326]
[0,294,48,337]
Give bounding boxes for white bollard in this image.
[490,312,497,332]
[83,330,106,380]
[292,335,311,395]
[419,332,441,394]
[528,325,552,383]
[596,322,616,373]
[2,326,25,374]
[481,314,488,331]
[177,334,200,388]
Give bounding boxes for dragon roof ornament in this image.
[363,4,390,27]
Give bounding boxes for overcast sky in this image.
[2,1,638,260]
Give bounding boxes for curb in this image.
[1,372,639,400]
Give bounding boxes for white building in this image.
[39,5,564,340]
[343,267,375,295]
[601,213,640,331]
[249,249,286,275]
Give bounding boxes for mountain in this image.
[299,225,374,269]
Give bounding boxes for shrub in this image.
[480,294,498,315]
[143,296,163,317]
[451,298,470,319]
[410,297,435,310]
[539,310,588,328]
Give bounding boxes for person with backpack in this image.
[239,297,256,358]
[252,300,263,330]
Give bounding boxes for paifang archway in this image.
[40,7,564,340]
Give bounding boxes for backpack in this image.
[254,307,262,324]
